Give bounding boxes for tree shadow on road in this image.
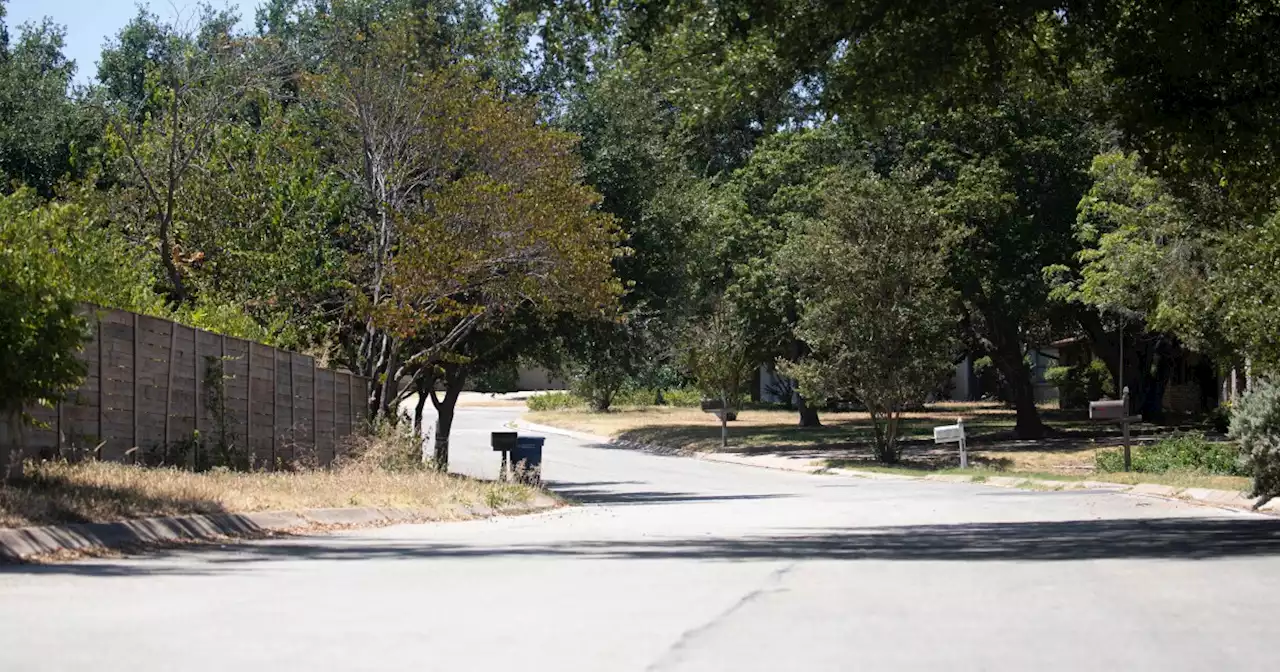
[7,516,1280,577]
[542,480,794,506]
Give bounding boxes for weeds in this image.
[0,423,544,528]
[1095,432,1246,476]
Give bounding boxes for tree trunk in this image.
[787,337,822,427]
[430,367,465,472]
[989,346,1046,439]
[412,384,429,437]
[796,393,822,427]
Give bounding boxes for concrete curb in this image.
[517,418,1280,517]
[0,495,560,563]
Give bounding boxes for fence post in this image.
[311,356,317,457]
[246,342,253,461]
[164,321,177,463]
[193,327,200,464]
[332,368,338,463]
[348,373,356,434]
[132,312,139,455]
[272,348,278,469]
[289,353,296,432]
[97,315,104,453]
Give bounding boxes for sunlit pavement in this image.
[2,405,1278,671]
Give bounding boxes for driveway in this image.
[2,406,1278,671]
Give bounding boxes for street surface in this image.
[2,405,1279,671]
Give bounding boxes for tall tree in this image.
[778,170,959,463]
[0,7,94,196]
[101,8,276,305]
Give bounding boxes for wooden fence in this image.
[1,306,371,469]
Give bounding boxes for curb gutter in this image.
[516,419,1280,516]
[1,495,560,562]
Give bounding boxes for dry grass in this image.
[0,426,542,528]
[527,402,1242,490]
[527,402,1105,460]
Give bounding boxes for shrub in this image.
[0,193,93,475]
[1207,402,1233,434]
[1230,381,1280,505]
[568,365,629,411]
[336,420,426,472]
[1045,359,1113,409]
[1095,432,1245,475]
[614,387,664,407]
[662,387,703,407]
[526,391,585,412]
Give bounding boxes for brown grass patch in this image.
[528,403,1217,482]
[0,425,542,528]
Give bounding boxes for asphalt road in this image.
[3,405,1279,671]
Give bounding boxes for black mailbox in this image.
[491,431,517,452]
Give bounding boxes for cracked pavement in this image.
[2,406,1279,671]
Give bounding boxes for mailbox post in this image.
[701,398,735,448]
[1089,387,1141,471]
[491,431,517,482]
[933,418,968,468]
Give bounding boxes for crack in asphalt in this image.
[646,562,797,671]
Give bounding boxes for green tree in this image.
[682,301,753,448]
[101,8,276,305]
[309,15,622,468]
[706,124,868,426]
[0,189,92,476]
[1048,152,1225,417]
[0,6,95,196]
[1230,381,1280,508]
[778,171,959,464]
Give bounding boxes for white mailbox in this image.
[933,418,968,468]
[934,424,964,444]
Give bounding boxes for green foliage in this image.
[657,387,702,408]
[1096,432,1245,477]
[526,386,707,412]
[681,302,754,410]
[526,391,585,412]
[1050,152,1220,348]
[568,363,629,413]
[778,171,959,463]
[1218,211,1280,375]
[0,190,91,453]
[0,189,164,315]
[1230,381,1280,505]
[470,360,520,394]
[1045,359,1114,409]
[0,16,96,196]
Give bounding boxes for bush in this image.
[1230,381,1280,504]
[1095,432,1245,475]
[0,193,94,475]
[662,387,703,407]
[336,420,425,472]
[1208,402,1233,434]
[526,391,585,412]
[1045,359,1114,409]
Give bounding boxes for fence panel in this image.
[4,306,371,469]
